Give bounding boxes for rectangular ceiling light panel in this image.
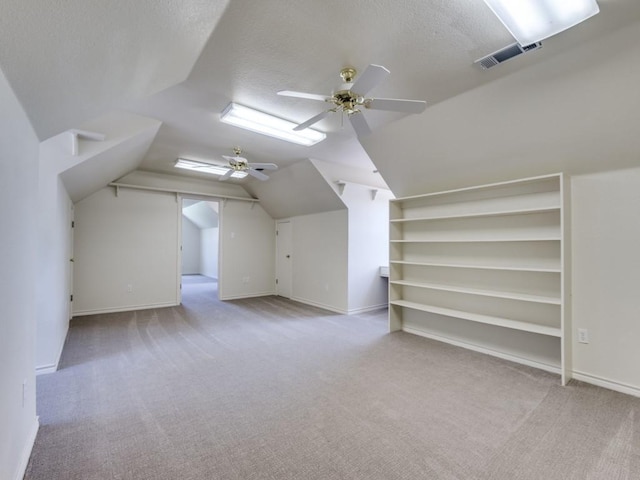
[220,103,326,146]
[175,158,248,178]
[483,0,599,45]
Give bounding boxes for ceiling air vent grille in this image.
[475,42,542,70]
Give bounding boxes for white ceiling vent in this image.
[475,42,542,70]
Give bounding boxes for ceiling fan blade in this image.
[218,168,234,182]
[293,110,331,131]
[247,169,269,181]
[349,113,372,137]
[247,162,278,170]
[366,98,427,114]
[351,64,390,95]
[277,90,330,102]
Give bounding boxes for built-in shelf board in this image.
[390,300,562,337]
[390,237,561,243]
[389,173,570,385]
[390,206,560,223]
[389,260,561,273]
[390,280,560,304]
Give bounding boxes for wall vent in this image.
[474,42,542,70]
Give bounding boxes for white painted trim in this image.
[347,303,388,315]
[572,370,640,398]
[291,296,348,314]
[402,326,562,375]
[14,416,39,480]
[109,182,257,202]
[219,291,276,301]
[35,321,69,375]
[36,364,57,375]
[73,301,179,316]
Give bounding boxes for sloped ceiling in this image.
[0,0,230,140]
[39,111,161,202]
[182,201,219,229]
[2,1,640,207]
[244,159,346,219]
[359,21,640,197]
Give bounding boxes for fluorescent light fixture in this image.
[483,0,599,45]
[175,158,248,178]
[220,103,326,146]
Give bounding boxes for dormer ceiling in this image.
[1,1,639,195]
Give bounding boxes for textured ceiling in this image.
[0,0,230,139]
[2,0,640,198]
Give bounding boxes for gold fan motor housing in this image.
[333,67,364,115]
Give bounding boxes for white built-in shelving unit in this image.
[389,173,571,384]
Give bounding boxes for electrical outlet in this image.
[127,284,133,293]
[578,328,589,344]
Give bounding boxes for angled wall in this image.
[36,113,162,373]
[0,67,39,480]
[312,159,393,314]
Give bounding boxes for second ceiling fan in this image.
[278,64,427,137]
[220,147,277,181]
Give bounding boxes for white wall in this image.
[218,200,275,299]
[343,185,393,313]
[290,210,349,313]
[73,187,180,314]
[309,159,392,314]
[35,172,73,374]
[0,67,40,480]
[181,216,201,275]
[572,167,640,393]
[200,227,219,279]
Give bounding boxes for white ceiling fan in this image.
[278,64,427,137]
[220,147,278,181]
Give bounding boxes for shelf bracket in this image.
[68,129,106,156]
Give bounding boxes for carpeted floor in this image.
[26,275,640,479]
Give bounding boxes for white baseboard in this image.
[35,364,57,375]
[572,370,640,398]
[14,416,39,480]
[402,326,562,375]
[219,291,275,301]
[35,321,70,375]
[290,296,347,314]
[73,301,179,316]
[289,299,387,316]
[347,303,388,315]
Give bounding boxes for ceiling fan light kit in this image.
[483,0,600,45]
[219,103,326,146]
[278,64,427,137]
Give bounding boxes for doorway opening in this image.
[180,198,220,303]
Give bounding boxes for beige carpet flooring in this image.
[26,275,640,479]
